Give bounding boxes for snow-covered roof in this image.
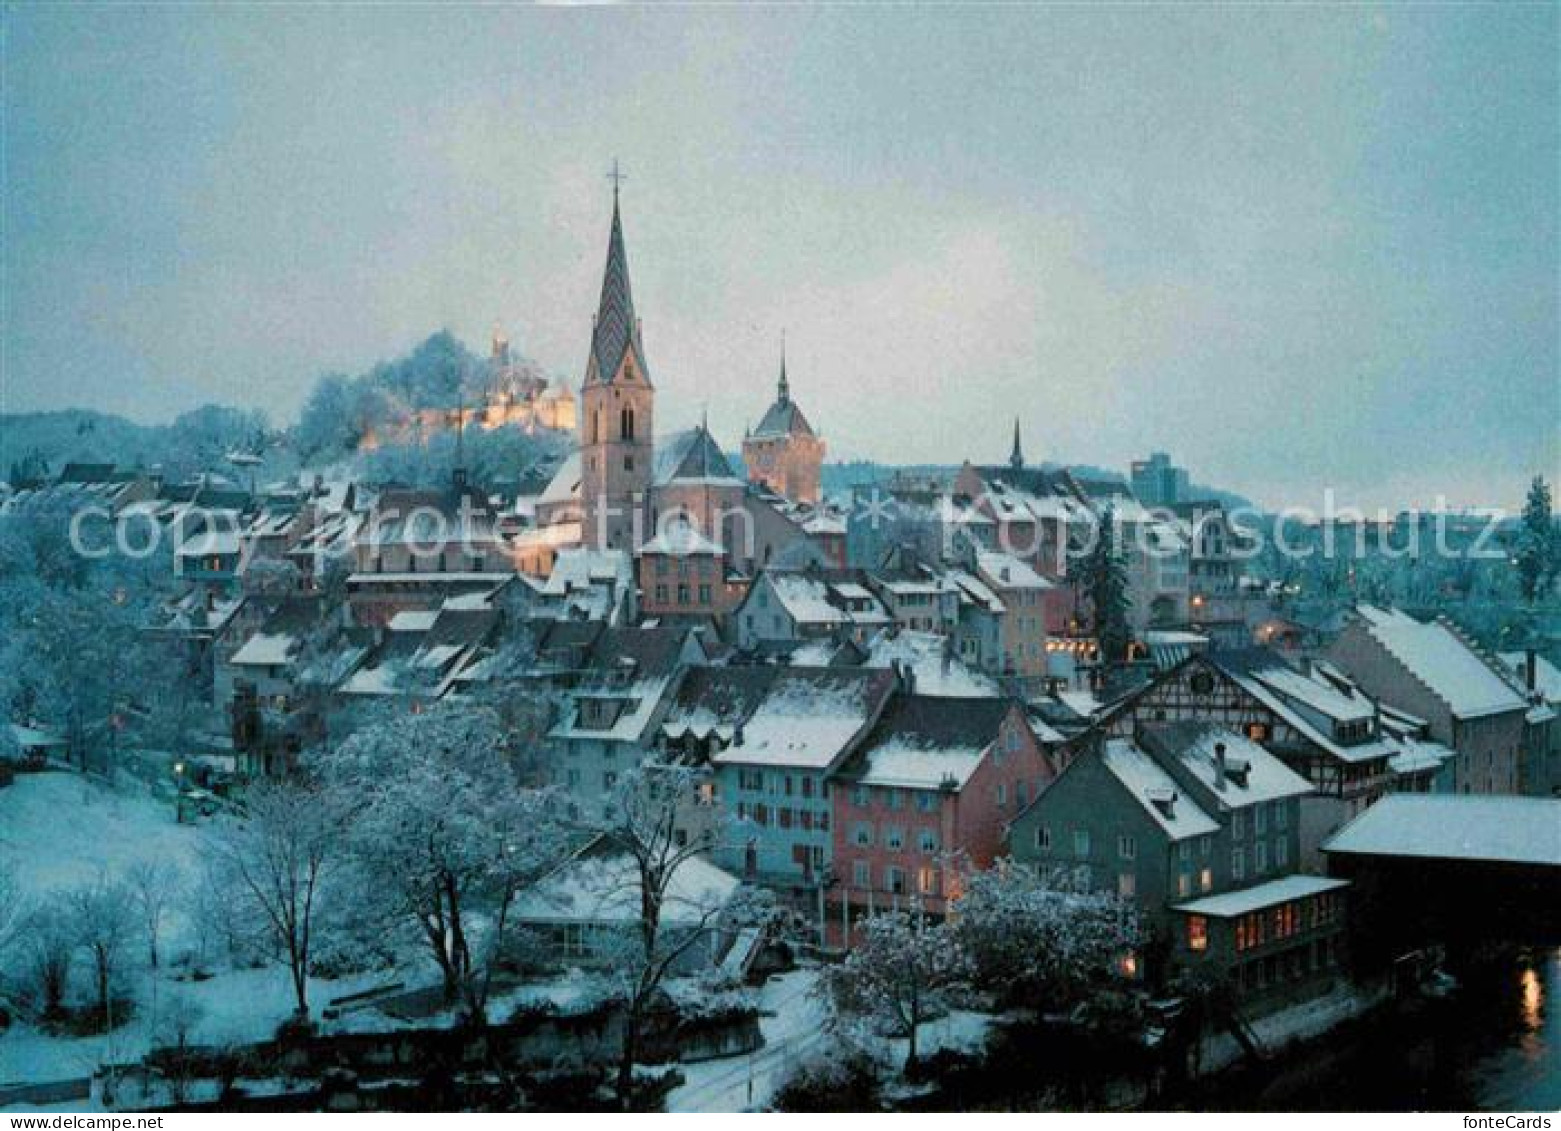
[1212,652,1399,767]
[1497,651,1561,703]
[229,631,298,667]
[8,723,65,750]
[1388,735,1454,778]
[512,521,583,550]
[1324,794,1561,867]
[638,521,723,556]
[1148,724,1314,809]
[1101,739,1220,840]
[514,842,740,926]
[652,428,744,487]
[860,630,1002,699]
[176,527,242,558]
[1249,662,1376,725]
[388,609,439,633]
[1356,606,1527,719]
[543,548,633,596]
[537,453,581,506]
[1173,875,1350,918]
[976,551,1053,591]
[712,669,894,771]
[767,573,849,627]
[845,696,1019,791]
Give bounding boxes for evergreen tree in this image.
[1515,475,1557,603]
[1080,503,1133,666]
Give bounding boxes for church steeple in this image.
[585,161,649,389]
[578,162,655,552]
[777,333,790,405]
[1009,417,1025,471]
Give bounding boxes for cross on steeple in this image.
[607,159,628,202]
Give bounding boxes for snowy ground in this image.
[665,966,994,1112]
[0,772,390,1093]
[0,770,203,904]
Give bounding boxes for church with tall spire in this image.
[742,340,825,504]
[579,168,655,551]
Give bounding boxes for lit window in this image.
[1187,915,1208,952]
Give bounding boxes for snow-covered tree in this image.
[592,766,762,1107]
[126,860,177,972]
[208,779,340,1018]
[822,910,971,1073]
[0,862,28,972]
[953,861,1141,1009]
[317,706,567,1021]
[1516,475,1558,604]
[22,895,75,1018]
[68,873,137,1021]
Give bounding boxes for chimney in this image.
[1526,648,1538,693]
[1214,741,1227,790]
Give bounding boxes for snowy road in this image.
[666,967,826,1112]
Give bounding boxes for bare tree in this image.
[22,894,74,1019]
[68,873,137,1021]
[593,766,758,1108]
[208,778,338,1018]
[0,861,28,963]
[126,860,178,971]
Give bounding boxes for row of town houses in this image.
[7,191,1559,1015]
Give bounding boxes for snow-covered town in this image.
[2,4,1558,1119]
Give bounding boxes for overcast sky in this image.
[4,5,1556,510]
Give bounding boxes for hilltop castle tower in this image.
[579,180,654,551]
[742,343,824,504]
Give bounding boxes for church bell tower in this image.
[579,164,655,551]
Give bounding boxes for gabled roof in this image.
[583,196,650,388]
[637,520,723,556]
[711,667,896,771]
[1100,739,1220,840]
[838,694,1022,790]
[1139,721,1314,810]
[652,427,741,487]
[1354,605,1527,719]
[661,666,781,742]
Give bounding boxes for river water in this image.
[1208,948,1559,1111]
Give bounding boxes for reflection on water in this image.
[1518,966,1543,1032]
[1472,949,1558,1112]
[1206,947,1559,1112]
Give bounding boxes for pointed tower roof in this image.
[1009,418,1025,471]
[584,182,650,388]
[753,343,815,439]
[654,426,740,486]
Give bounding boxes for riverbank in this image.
[1196,947,1559,1112]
